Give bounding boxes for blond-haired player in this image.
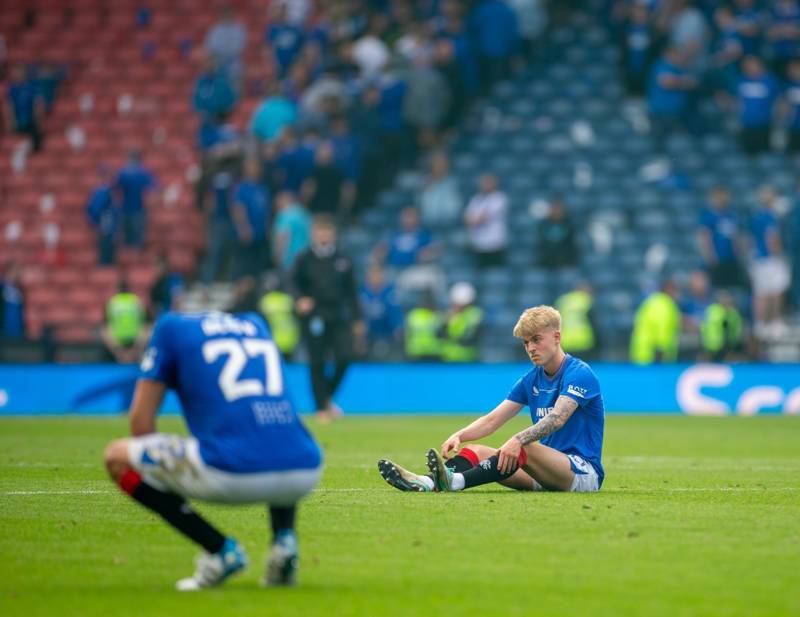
[378,305,605,493]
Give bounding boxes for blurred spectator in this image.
[1,263,25,340]
[273,190,312,272]
[196,111,243,210]
[437,1,480,101]
[405,289,444,362]
[350,84,384,208]
[374,206,444,298]
[662,0,710,69]
[441,282,483,362]
[767,0,800,79]
[204,5,246,89]
[537,197,578,269]
[403,55,452,149]
[301,141,355,219]
[116,150,155,249]
[507,0,548,65]
[329,115,361,183]
[736,55,779,155]
[749,186,791,333]
[231,158,271,279]
[622,2,655,97]
[630,279,682,364]
[395,20,434,64]
[35,62,65,114]
[647,46,699,142]
[783,59,800,153]
[250,80,298,143]
[149,254,184,319]
[555,281,598,360]
[376,69,413,173]
[85,166,119,266]
[680,269,713,332]
[697,186,746,289]
[192,55,236,120]
[732,0,764,57]
[201,163,237,284]
[275,127,316,193]
[417,151,462,228]
[101,280,148,364]
[293,216,364,420]
[701,289,745,362]
[468,0,519,93]
[464,173,509,267]
[4,64,44,152]
[432,37,467,129]
[298,71,348,131]
[227,275,260,313]
[352,14,391,77]
[267,3,305,77]
[258,274,300,359]
[788,185,800,309]
[360,264,404,360]
[707,6,744,97]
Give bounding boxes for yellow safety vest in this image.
[259,291,300,355]
[630,291,681,364]
[556,290,595,353]
[405,307,443,358]
[701,303,742,353]
[442,306,483,362]
[107,292,144,345]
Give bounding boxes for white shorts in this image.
[127,433,322,505]
[749,257,791,296]
[530,454,600,493]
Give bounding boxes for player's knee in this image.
[103,439,129,479]
[461,444,495,460]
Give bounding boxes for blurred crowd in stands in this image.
[2,0,799,366]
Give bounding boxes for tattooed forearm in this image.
[514,396,578,445]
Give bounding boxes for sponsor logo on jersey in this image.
[536,406,554,418]
[567,384,588,398]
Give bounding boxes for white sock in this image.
[418,475,435,490]
[451,473,465,491]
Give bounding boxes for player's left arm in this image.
[497,396,579,474]
[129,379,167,437]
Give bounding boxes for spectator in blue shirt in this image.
[736,55,779,154]
[231,157,271,279]
[697,185,746,289]
[330,115,361,182]
[622,3,654,97]
[4,64,44,152]
[707,6,744,96]
[732,0,764,56]
[275,127,316,192]
[680,269,713,333]
[647,47,698,144]
[192,55,237,120]
[35,62,64,114]
[0,263,25,340]
[86,166,119,265]
[360,264,404,360]
[250,80,297,142]
[116,150,155,248]
[768,0,800,79]
[783,59,800,152]
[266,3,304,77]
[437,2,480,99]
[468,0,519,93]
[374,207,438,269]
[748,186,791,331]
[149,254,184,318]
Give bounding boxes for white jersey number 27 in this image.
[202,338,284,402]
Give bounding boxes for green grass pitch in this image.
[1,415,799,617]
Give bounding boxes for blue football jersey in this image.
[507,355,605,485]
[140,311,321,474]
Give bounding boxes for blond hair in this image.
[513,305,561,339]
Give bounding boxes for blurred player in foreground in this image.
[103,311,322,590]
[378,305,604,493]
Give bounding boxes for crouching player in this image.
[103,311,322,590]
[378,305,604,493]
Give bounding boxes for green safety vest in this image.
[630,292,681,364]
[701,303,742,353]
[405,307,443,359]
[556,290,595,353]
[259,291,299,355]
[442,306,483,362]
[107,292,144,345]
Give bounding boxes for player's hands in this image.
[441,434,461,459]
[497,436,523,475]
[296,296,315,315]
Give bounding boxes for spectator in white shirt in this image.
[464,173,509,268]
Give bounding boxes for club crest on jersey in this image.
[567,384,588,398]
[532,385,540,396]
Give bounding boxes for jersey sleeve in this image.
[506,376,528,405]
[139,315,178,386]
[560,363,601,407]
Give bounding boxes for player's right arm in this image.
[441,399,522,458]
[129,379,167,436]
